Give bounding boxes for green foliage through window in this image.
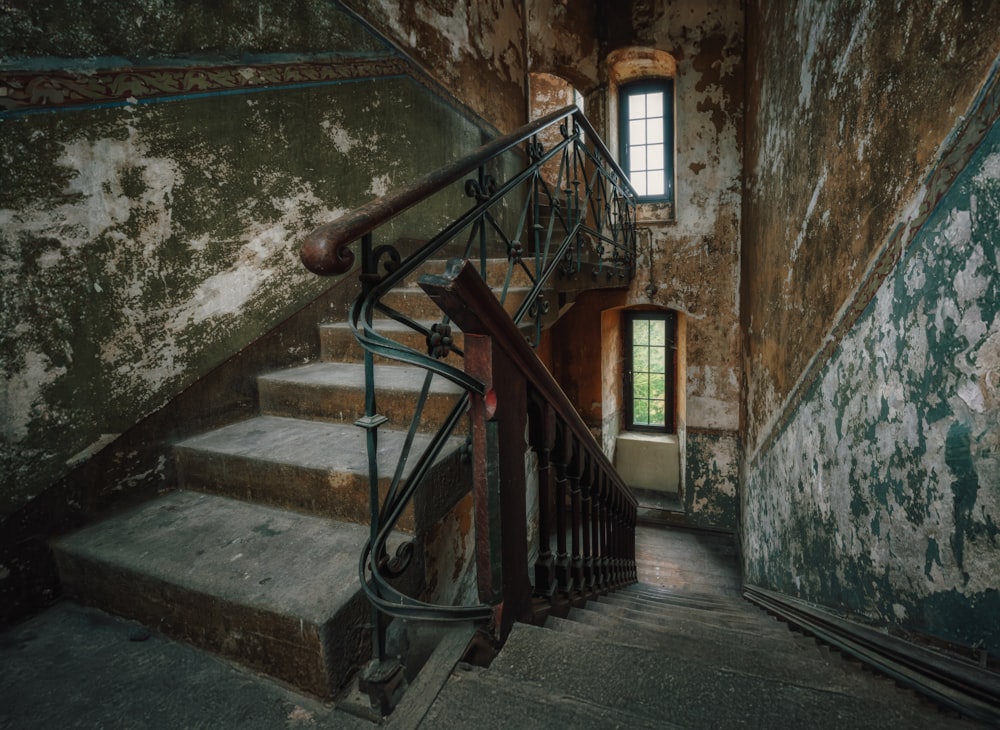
[625,311,676,432]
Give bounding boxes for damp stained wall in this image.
[742,0,1000,651]
[543,0,743,530]
[0,2,501,518]
[341,0,528,133]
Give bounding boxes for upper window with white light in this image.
[618,79,674,204]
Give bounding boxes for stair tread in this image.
[259,361,463,396]
[483,623,953,729]
[52,490,372,625]
[176,415,458,476]
[542,614,896,696]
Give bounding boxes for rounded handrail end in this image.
[300,226,355,276]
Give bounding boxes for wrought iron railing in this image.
[301,105,638,703]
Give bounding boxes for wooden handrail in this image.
[300,105,636,276]
[419,258,636,510]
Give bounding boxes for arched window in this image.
[619,79,674,203]
[607,48,677,214]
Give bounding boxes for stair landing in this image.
[51,490,379,698]
[424,524,977,729]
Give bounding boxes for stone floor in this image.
[0,523,983,729]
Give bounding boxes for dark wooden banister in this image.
[419,258,636,511]
[420,258,637,634]
[300,105,636,276]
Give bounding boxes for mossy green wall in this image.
[0,3,495,518]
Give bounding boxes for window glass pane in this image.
[633,319,650,345]
[647,119,664,144]
[630,119,646,145]
[630,145,647,172]
[649,320,666,346]
[634,373,650,400]
[646,171,665,196]
[648,401,665,425]
[646,144,664,171]
[633,345,649,373]
[631,171,647,196]
[646,92,663,118]
[649,345,665,374]
[633,400,649,425]
[628,94,646,119]
[649,372,666,399]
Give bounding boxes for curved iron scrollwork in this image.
[301,105,639,670]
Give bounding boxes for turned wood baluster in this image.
[580,454,595,596]
[529,397,557,599]
[552,424,571,596]
[596,473,609,591]
[568,442,584,600]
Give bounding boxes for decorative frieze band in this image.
[0,56,409,114]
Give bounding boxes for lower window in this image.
[624,311,676,433]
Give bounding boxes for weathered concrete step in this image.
[403,257,536,290]
[423,661,671,729]
[320,318,541,365]
[50,490,380,699]
[567,602,795,641]
[481,623,955,729]
[596,591,754,621]
[258,361,465,433]
[611,583,745,608]
[543,614,885,697]
[175,415,467,529]
[320,319,467,365]
[381,284,556,324]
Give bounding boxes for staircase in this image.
[48,104,644,712]
[422,534,982,729]
[49,257,549,700]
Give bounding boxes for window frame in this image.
[623,310,677,433]
[618,78,675,205]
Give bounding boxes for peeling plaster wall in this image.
[545,1,743,530]
[341,0,528,132]
[743,0,1000,456]
[0,4,496,519]
[744,120,1000,653]
[527,0,600,93]
[743,0,1000,650]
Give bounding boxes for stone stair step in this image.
[422,661,669,729]
[175,415,466,528]
[380,284,555,324]
[473,623,950,729]
[403,257,537,290]
[258,361,465,433]
[603,585,749,614]
[542,613,887,697]
[320,319,466,365]
[50,490,385,699]
[320,317,542,365]
[567,602,795,641]
[595,592,759,624]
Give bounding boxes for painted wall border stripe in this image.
[0,56,410,116]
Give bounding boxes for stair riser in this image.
[52,551,368,698]
[258,378,467,434]
[175,446,470,534]
[176,447,413,530]
[320,325,466,365]
[380,287,552,323]
[404,258,536,290]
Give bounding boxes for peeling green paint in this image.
[685,431,738,531]
[744,119,1000,653]
[1,57,489,517]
